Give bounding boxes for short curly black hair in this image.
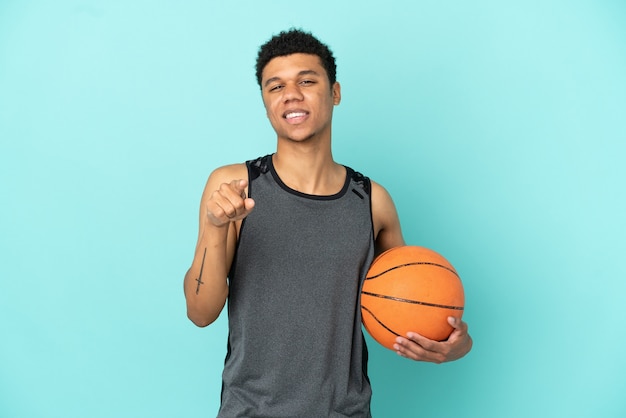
[255,29,337,89]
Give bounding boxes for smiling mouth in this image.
[284,111,308,120]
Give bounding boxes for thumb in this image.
[244,196,255,212]
[447,316,468,335]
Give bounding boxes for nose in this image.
[282,82,304,102]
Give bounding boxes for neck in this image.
[272,143,345,196]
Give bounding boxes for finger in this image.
[215,198,239,219]
[448,316,464,329]
[218,181,246,207]
[207,190,246,223]
[394,336,446,363]
[404,331,440,350]
[206,198,236,226]
[243,197,255,212]
[447,317,469,339]
[230,179,248,199]
[230,179,255,214]
[206,179,255,227]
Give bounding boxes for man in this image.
[184,29,472,417]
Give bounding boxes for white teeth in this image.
[286,112,306,119]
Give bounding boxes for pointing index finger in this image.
[231,179,248,197]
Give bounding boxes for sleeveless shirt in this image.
[218,154,375,418]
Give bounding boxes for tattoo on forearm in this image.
[195,248,206,295]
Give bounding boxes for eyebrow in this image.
[263,70,321,88]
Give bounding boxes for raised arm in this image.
[183,163,254,327]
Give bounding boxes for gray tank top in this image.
[218,154,375,417]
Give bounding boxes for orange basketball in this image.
[361,245,464,350]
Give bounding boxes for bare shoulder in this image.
[370,180,395,215]
[202,163,248,194]
[370,180,405,254]
[207,163,248,185]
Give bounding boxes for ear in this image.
[332,82,341,105]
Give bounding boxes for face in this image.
[260,53,341,143]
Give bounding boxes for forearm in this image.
[184,223,232,327]
[184,168,252,327]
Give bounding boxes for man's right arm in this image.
[183,164,254,327]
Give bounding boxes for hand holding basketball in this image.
[361,245,472,362]
[394,316,472,363]
[206,179,255,227]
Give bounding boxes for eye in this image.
[300,79,315,86]
[268,84,283,92]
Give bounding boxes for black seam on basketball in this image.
[361,305,401,337]
[362,291,464,310]
[366,262,459,279]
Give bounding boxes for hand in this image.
[393,317,473,363]
[206,179,255,227]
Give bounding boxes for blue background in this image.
[1,1,625,417]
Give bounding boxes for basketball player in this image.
[184,29,472,417]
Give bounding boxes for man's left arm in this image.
[371,181,473,363]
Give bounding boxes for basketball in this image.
[361,245,464,350]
